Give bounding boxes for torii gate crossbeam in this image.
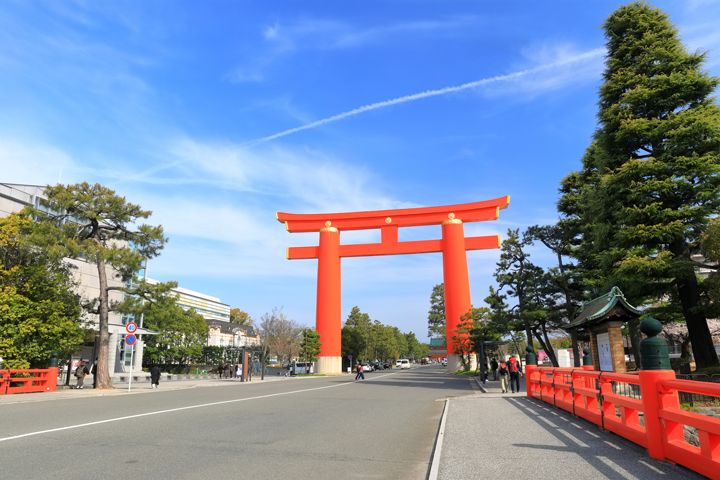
[276,196,509,374]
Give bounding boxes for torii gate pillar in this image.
[278,196,509,374]
[442,218,477,372]
[315,226,342,374]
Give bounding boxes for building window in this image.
[220,338,224,346]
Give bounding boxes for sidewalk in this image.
[0,374,291,406]
[438,377,701,479]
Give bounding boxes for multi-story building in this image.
[147,280,260,348]
[0,183,156,374]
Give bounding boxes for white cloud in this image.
[0,138,75,185]
[262,17,478,51]
[250,46,605,144]
[222,69,264,83]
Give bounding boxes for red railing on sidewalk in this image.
[0,368,59,395]
[525,364,720,480]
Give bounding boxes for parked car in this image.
[362,363,373,372]
[383,362,392,369]
[396,359,402,367]
[400,359,410,369]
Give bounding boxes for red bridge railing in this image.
[0,368,59,395]
[526,365,720,480]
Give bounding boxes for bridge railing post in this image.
[525,346,536,398]
[637,317,675,461]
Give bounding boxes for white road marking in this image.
[597,456,640,480]
[604,440,622,450]
[638,460,666,474]
[550,411,558,416]
[538,417,558,428]
[0,373,398,443]
[586,431,600,438]
[558,429,589,447]
[381,380,445,384]
[571,423,582,429]
[428,399,450,480]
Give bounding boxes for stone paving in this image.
[438,376,702,480]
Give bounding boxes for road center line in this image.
[0,373,397,443]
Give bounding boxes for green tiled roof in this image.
[564,286,642,330]
[430,338,446,346]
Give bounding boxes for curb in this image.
[427,398,450,480]
[474,376,488,393]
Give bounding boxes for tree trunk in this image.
[681,338,692,360]
[540,324,559,367]
[532,328,554,366]
[95,255,114,389]
[671,237,720,368]
[627,319,642,368]
[571,329,581,367]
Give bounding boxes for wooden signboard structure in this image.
[277,197,510,374]
[564,286,642,373]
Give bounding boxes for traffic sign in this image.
[125,334,136,346]
[348,355,352,359]
[126,322,138,334]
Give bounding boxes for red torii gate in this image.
[276,196,509,373]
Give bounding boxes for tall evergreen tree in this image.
[427,283,445,338]
[560,2,720,367]
[25,183,171,387]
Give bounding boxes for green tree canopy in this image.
[0,214,84,369]
[427,283,445,338]
[558,2,720,367]
[141,297,209,366]
[299,328,322,368]
[24,182,173,387]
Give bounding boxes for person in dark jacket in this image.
[75,361,89,389]
[491,358,499,381]
[91,357,98,388]
[150,365,161,389]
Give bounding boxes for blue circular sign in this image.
[348,355,352,359]
[125,334,136,346]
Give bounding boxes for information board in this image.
[597,332,612,371]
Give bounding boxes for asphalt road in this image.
[0,364,470,480]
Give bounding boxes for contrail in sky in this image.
[254,48,604,144]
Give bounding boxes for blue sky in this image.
[2,1,720,341]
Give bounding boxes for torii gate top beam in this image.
[276,196,510,233]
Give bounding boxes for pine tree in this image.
[562,2,720,367]
[299,328,322,371]
[427,283,445,338]
[25,182,171,387]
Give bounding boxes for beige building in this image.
[1,183,156,374]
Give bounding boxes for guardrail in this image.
[526,365,720,479]
[0,368,59,395]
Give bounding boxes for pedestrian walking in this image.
[355,363,365,380]
[491,358,499,381]
[508,355,523,393]
[91,357,98,388]
[150,365,161,389]
[75,361,89,389]
[498,360,509,393]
